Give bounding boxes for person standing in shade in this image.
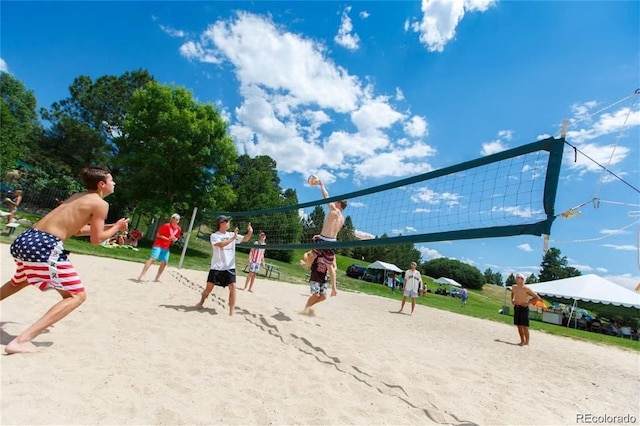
[387,271,396,293]
[138,213,182,282]
[243,232,267,292]
[511,272,541,346]
[197,216,252,315]
[398,262,422,315]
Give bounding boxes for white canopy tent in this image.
[527,274,640,325]
[434,277,462,288]
[366,261,403,273]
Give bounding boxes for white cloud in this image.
[351,98,405,132]
[403,115,428,138]
[595,267,608,273]
[0,58,7,73]
[566,107,640,144]
[352,142,436,179]
[159,24,186,38]
[355,229,375,240]
[360,11,370,19]
[498,129,514,141]
[491,206,543,219]
[179,12,437,182]
[403,19,411,32]
[564,142,630,174]
[334,6,360,51]
[215,100,231,123]
[517,243,532,252]
[419,245,443,260]
[395,87,405,101]
[480,139,507,156]
[601,244,637,251]
[568,263,593,272]
[600,228,629,236]
[179,41,221,64]
[411,0,497,52]
[481,129,514,155]
[411,186,461,207]
[569,101,598,125]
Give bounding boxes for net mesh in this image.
[199,138,564,250]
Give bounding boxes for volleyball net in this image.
[200,137,565,251]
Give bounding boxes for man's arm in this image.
[87,202,129,244]
[526,287,541,305]
[241,222,253,243]
[319,181,338,210]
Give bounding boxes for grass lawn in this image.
[1,226,638,352]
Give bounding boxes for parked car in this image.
[346,264,367,279]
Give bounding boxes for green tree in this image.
[422,257,485,290]
[484,268,504,286]
[116,81,237,215]
[538,247,582,282]
[525,274,539,284]
[0,72,42,180]
[229,155,282,212]
[39,70,154,173]
[226,154,301,263]
[337,215,357,257]
[505,273,516,286]
[302,205,325,242]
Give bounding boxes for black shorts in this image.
[513,305,529,326]
[207,269,236,287]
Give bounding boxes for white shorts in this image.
[249,262,261,273]
[403,289,418,298]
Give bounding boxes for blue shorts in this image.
[248,262,261,273]
[310,281,328,297]
[150,246,170,262]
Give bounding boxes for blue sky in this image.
[2,1,639,289]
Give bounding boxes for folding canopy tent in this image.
[366,261,403,273]
[365,261,403,285]
[434,277,462,288]
[527,274,640,323]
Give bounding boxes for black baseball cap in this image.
[216,215,231,223]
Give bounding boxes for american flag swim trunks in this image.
[9,228,84,293]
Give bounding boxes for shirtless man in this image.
[511,273,541,346]
[0,167,129,354]
[299,180,347,297]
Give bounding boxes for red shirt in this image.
[153,223,182,249]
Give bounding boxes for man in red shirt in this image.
[138,213,182,282]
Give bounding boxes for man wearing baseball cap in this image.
[138,213,181,282]
[197,215,253,315]
[511,272,542,346]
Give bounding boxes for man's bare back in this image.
[35,193,110,242]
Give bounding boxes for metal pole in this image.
[178,207,198,269]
